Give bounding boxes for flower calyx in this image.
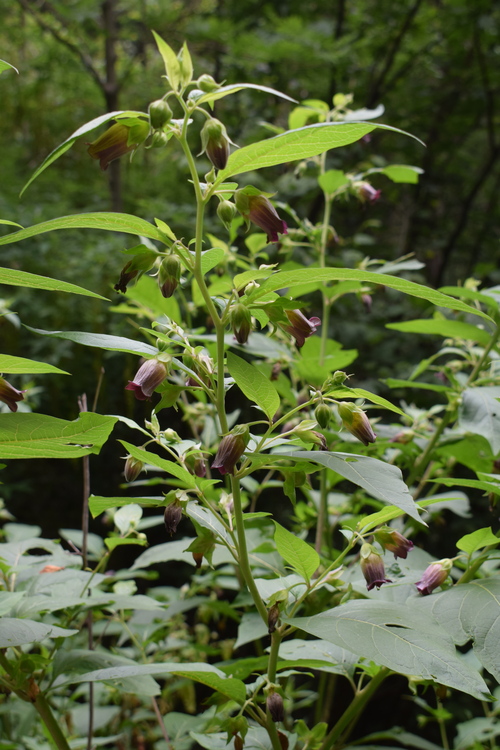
[125,358,169,401]
[87,120,149,171]
[337,401,376,446]
[235,187,288,244]
[230,303,252,344]
[200,118,232,171]
[211,424,250,475]
[158,255,181,298]
[284,309,321,348]
[360,543,392,591]
[415,559,452,596]
[375,527,414,560]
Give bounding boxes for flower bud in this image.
[294,422,327,450]
[337,402,376,446]
[315,404,331,429]
[159,255,181,298]
[266,691,284,723]
[355,181,381,203]
[267,603,280,634]
[192,552,204,568]
[415,559,452,596]
[284,309,321,348]
[231,304,252,344]
[150,130,170,149]
[148,99,172,129]
[360,543,392,591]
[125,358,168,401]
[211,424,250,475]
[235,189,288,243]
[197,74,220,92]
[217,199,237,230]
[124,455,144,482]
[0,378,26,412]
[375,527,414,560]
[200,118,230,170]
[164,502,182,536]
[114,250,158,293]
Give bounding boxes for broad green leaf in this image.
[421,579,500,684]
[324,386,405,416]
[0,212,165,246]
[454,717,500,750]
[20,111,147,195]
[201,247,225,275]
[384,378,451,394]
[386,319,492,346]
[457,527,499,555]
[459,388,500,453]
[0,413,117,459]
[119,442,196,488]
[288,451,422,523]
[131,538,233,569]
[381,165,423,183]
[105,536,148,551]
[0,354,68,375]
[26,326,157,356]
[248,269,491,321]
[0,60,19,75]
[318,169,349,193]
[289,600,490,699]
[0,618,77,647]
[439,285,500,310]
[89,495,163,518]
[277,638,358,678]
[359,494,469,534]
[67,662,246,703]
[196,83,297,107]
[0,267,107,299]
[152,31,181,90]
[274,522,320,582]
[294,337,357,388]
[217,122,423,182]
[432,477,500,495]
[226,351,280,420]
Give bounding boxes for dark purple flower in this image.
[235,190,288,243]
[200,118,231,170]
[360,543,392,591]
[337,402,377,446]
[0,377,26,412]
[124,455,144,482]
[159,255,181,299]
[267,691,284,723]
[375,528,414,560]
[356,181,381,203]
[211,425,249,475]
[231,303,252,344]
[285,309,321,348]
[415,559,452,596]
[164,502,182,536]
[87,124,134,171]
[125,359,168,401]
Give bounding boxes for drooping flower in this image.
[0,377,26,412]
[125,358,168,401]
[266,691,284,723]
[337,401,377,446]
[355,181,381,203]
[164,502,182,536]
[87,120,148,171]
[124,455,144,482]
[231,303,252,344]
[211,425,250,475]
[375,527,414,560]
[360,543,392,591]
[284,309,321,348]
[200,118,231,170]
[415,559,452,596]
[158,255,181,298]
[235,189,288,243]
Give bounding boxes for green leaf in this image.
[178,41,193,86]
[0,212,165,247]
[196,83,297,107]
[0,618,77,647]
[248,269,492,321]
[294,336,358,388]
[20,111,148,195]
[386,319,492,346]
[201,247,225,275]
[431,477,500,495]
[288,451,422,523]
[0,267,107,299]
[274,522,320,582]
[459,388,500,453]
[26,326,157,356]
[381,165,423,183]
[104,536,148,551]
[456,527,499,555]
[89,495,163,518]
[318,170,349,193]
[324,387,405,416]
[0,219,23,228]
[383,378,451,394]
[422,579,500,685]
[0,413,117,459]
[152,31,181,90]
[217,122,423,182]
[0,354,68,375]
[289,600,490,699]
[0,59,19,75]
[119,442,196,488]
[226,352,280,420]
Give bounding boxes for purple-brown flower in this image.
[158,255,181,299]
[360,543,392,591]
[0,377,26,412]
[200,118,231,170]
[231,303,252,344]
[375,528,414,560]
[415,559,452,596]
[285,309,321,348]
[337,402,377,446]
[211,425,250,475]
[235,189,288,243]
[87,120,148,171]
[125,359,168,401]
[356,181,381,203]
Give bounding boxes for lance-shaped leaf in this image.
[152,31,181,90]
[0,354,68,375]
[274,522,320,582]
[289,600,490,699]
[25,326,157,356]
[196,82,297,106]
[119,442,196,489]
[287,451,421,523]
[227,352,280,421]
[0,413,117,459]
[386,318,493,346]
[0,618,77,647]
[0,267,107,299]
[0,60,18,75]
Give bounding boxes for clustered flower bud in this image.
[200,118,231,170]
[0,377,26,412]
[360,543,392,591]
[415,559,452,596]
[217,199,237,230]
[266,691,284,723]
[375,527,414,560]
[235,190,288,244]
[148,99,172,130]
[315,403,331,429]
[158,255,181,298]
[284,309,321,348]
[197,74,220,93]
[337,402,376,446]
[125,358,168,401]
[124,455,144,482]
[164,501,182,536]
[231,304,252,344]
[211,424,250,475]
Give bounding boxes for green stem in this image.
[315,469,328,556]
[465,323,500,386]
[319,195,333,367]
[322,668,390,750]
[230,476,268,623]
[407,411,452,489]
[267,631,282,683]
[33,692,72,750]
